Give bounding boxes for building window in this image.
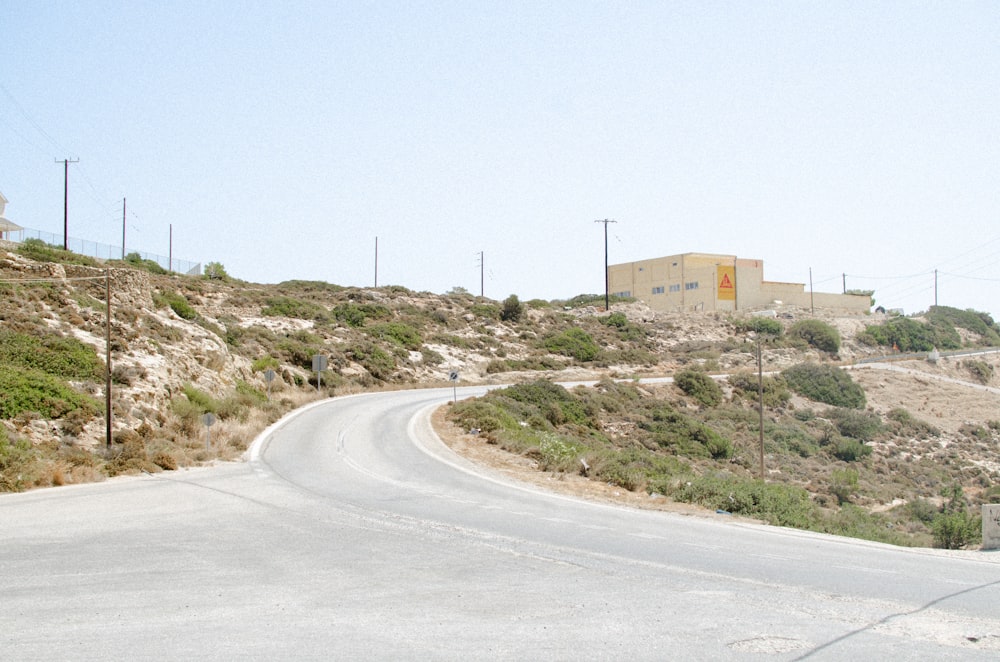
[669,284,680,293]
[613,291,631,298]
[652,286,665,295]
[685,281,699,291]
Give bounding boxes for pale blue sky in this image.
[3,2,999,317]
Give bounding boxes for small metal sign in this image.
[312,354,328,391]
[264,368,276,400]
[449,371,459,382]
[201,412,217,449]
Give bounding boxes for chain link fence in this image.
[3,226,201,275]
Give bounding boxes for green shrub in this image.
[829,407,883,441]
[262,296,327,321]
[0,329,103,380]
[451,399,519,434]
[0,365,100,419]
[332,303,391,327]
[123,252,167,274]
[886,408,940,438]
[963,359,993,385]
[788,320,840,353]
[154,291,198,320]
[926,306,1000,346]
[469,303,500,320]
[673,474,817,528]
[368,322,423,350]
[181,383,218,413]
[734,317,783,336]
[727,371,791,408]
[674,369,723,408]
[859,316,960,352]
[542,327,600,362]
[251,356,280,372]
[500,381,591,426]
[500,295,524,322]
[537,432,582,471]
[16,238,100,266]
[560,293,635,308]
[829,436,871,462]
[783,363,866,408]
[347,343,395,380]
[932,511,981,549]
[830,467,858,504]
[204,262,230,280]
[642,406,733,459]
[0,431,39,492]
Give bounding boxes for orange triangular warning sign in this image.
[719,273,733,289]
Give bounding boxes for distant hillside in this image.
[2,240,999,548]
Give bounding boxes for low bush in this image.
[783,363,866,408]
[859,316,960,352]
[674,369,723,408]
[673,474,818,529]
[367,322,423,350]
[0,365,100,419]
[347,343,396,380]
[123,252,167,274]
[0,430,39,492]
[829,436,871,462]
[733,317,783,336]
[500,295,524,323]
[788,320,840,353]
[727,371,792,408]
[332,303,392,327]
[542,327,600,362]
[963,359,993,385]
[16,238,100,266]
[153,290,198,320]
[932,511,981,549]
[642,406,733,459]
[829,407,883,441]
[262,296,327,321]
[0,328,103,380]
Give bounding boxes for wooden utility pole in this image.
[121,197,126,259]
[57,158,79,250]
[594,219,617,310]
[105,268,112,447]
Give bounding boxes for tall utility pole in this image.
[756,338,765,479]
[121,197,126,259]
[934,269,938,307]
[57,158,79,250]
[477,251,484,297]
[374,236,379,288]
[809,267,815,314]
[105,268,113,448]
[594,219,617,310]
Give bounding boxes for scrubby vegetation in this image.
[1,243,995,550]
[449,376,985,548]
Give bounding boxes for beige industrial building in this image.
[608,253,870,314]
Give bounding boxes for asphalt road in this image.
[3,386,999,660]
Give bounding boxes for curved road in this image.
[3,387,999,659]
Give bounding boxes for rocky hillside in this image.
[2,240,999,547]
